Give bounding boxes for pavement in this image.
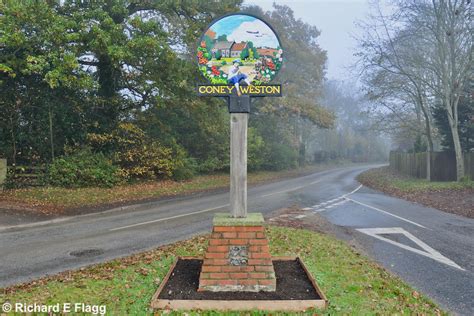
[1,164,473,315]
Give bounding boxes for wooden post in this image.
[230,113,248,218]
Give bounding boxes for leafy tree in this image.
[240,47,249,60]
[217,34,228,42]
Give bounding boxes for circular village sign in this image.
[197,13,283,112]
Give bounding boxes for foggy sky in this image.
[243,0,371,81]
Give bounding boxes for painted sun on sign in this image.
[197,14,283,87]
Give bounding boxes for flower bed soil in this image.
[158,259,321,301]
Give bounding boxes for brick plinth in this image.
[198,213,276,292]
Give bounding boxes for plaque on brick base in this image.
[198,213,276,292]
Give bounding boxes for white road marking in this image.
[344,184,363,196]
[260,178,323,198]
[109,204,229,231]
[312,199,349,213]
[357,227,464,271]
[345,198,427,229]
[260,186,305,197]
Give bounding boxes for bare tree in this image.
[356,1,437,179]
[357,0,472,181]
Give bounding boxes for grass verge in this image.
[0,162,349,214]
[358,166,473,218]
[1,226,444,315]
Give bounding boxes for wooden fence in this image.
[389,151,474,181]
[6,165,46,187]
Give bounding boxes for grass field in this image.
[0,226,444,315]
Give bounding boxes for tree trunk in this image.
[450,123,465,181]
[49,105,55,161]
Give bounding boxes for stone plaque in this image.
[228,246,248,266]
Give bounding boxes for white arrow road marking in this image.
[357,227,464,271]
[346,197,427,229]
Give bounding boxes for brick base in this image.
[198,217,276,292]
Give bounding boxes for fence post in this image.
[0,159,6,191]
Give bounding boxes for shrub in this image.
[172,157,197,181]
[88,123,191,181]
[263,143,298,171]
[248,127,265,171]
[47,150,121,188]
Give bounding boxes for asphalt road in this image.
[1,164,473,315]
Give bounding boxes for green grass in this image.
[0,163,347,212]
[358,166,474,193]
[1,226,444,315]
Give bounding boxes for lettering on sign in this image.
[197,84,282,97]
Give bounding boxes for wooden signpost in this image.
[196,13,283,292]
[152,13,327,308]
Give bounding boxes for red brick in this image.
[259,279,277,286]
[209,239,228,245]
[206,246,228,252]
[209,273,229,279]
[214,226,236,232]
[256,232,266,238]
[239,266,255,272]
[241,226,265,232]
[238,279,258,285]
[259,245,270,253]
[204,259,228,265]
[229,239,248,245]
[221,266,244,272]
[255,265,274,272]
[249,272,267,279]
[237,232,256,239]
[211,233,222,238]
[229,272,248,279]
[199,279,217,286]
[205,252,226,259]
[251,252,271,259]
[215,280,237,286]
[248,259,272,265]
[222,232,237,238]
[249,245,260,252]
[249,239,268,245]
[201,265,222,272]
[200,272,210,279]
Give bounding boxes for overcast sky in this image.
[243,0,371,81]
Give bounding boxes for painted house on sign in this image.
[230,42,247,58]
[212,41,234,58]
[257,48,277,58]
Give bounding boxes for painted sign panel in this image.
[197,14,283,87]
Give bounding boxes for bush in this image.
[88,123,192,181]
[47,150,121,188]
[172,157,197,181]
[196,156,228,174]
[248,127,265,171]
[263,143,298,171]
